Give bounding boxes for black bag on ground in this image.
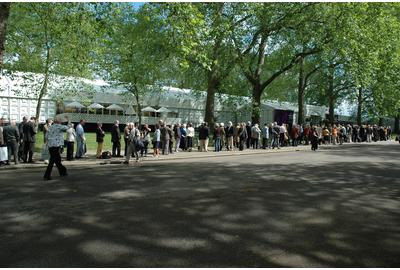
[101,151,112,159]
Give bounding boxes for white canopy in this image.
[141,106,157,112]
[65,101,85,109]
[156,107,171,113]
[88,103,104,109]
[125,105,136,115]
[106,104,124,111]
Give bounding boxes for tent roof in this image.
[88,103,104,109]
[156,107,171,113]
[106,104,124,110]
[65,101,85,109]
[141,106,157,112]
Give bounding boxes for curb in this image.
[0,146,308,172]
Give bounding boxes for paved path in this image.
[0,142,399,267]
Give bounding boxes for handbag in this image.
[0,146,8,161]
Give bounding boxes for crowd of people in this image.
[0,116,397,179]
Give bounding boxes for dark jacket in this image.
[3,124,20,143]
[226,126,234,137]
[96,127,105,143]
[160,126,171,141]
[22,121,36,143]
[198,126,210,140]
[111,125,121,142]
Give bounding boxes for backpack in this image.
[101,151,112,159]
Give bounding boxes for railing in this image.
[61,113,182,125]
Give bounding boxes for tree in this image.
[4,3,101,123]
[232,3,324,124]
[98,3,169,127]
[0,2,10,70]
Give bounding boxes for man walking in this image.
[198,122,209,152]
[43,116,70,181]
[262,123,270,149]
[159,120,170,155]
[111,120,122,157]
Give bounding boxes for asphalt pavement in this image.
[0,142,399,267]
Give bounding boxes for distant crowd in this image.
[0,116,396,168]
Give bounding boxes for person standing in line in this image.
[0,118,7,166]
[96,122,105,159]
[110,120,121,157]
[160,120,171,155]
[65,123,75,161]
[238,122,247,151]
[279,123,286,147]
[225,121,234,151]
[75,119,86,158]
[251,123,261,149]
[3,120,20,165]
[186,123,195,152]
[141,124,151,157]
[311,127,319,151]
[23,116,37,163]
[180,123,187,151]
[214,123,222,152]
[198,122,209,152]
[17,116,27,162]
[124,122,141,163]
[291,124,299,147]
[43,115,70,181]
[123,123,130,156]
[219,123,225,151]
[271,122,280,149]
[173,123,181,152]
[246,121,252,148]
[262,123,270,149]
[42,118,53,163]
[153,123,161,157]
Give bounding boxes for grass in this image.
[35,132,114,154]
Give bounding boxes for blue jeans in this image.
[76,138,85,158]
[215,137,221,152]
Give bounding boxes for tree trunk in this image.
[356,87,362,126]
[297,56,305,125]
[0,2,10,70]
[36,72,49,124]
[251,82,262,125]
[133,85,142,127]
[204,73,218,127]
[378,117,383,126]
[394,113,399,134]
[327,66,335,126]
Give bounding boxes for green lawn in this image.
[35,132,115,154]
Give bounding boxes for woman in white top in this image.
[186,123,195,152]
[153,123,161,157]
[65,123,76,161]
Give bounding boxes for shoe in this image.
[60,172,68,177]
[43,177,52,181]
[123,161,129,164]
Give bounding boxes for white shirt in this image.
[66,127,76,142]
[155,129,161,142]
[187,127,195,137]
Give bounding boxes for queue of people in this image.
[0,116,397,170]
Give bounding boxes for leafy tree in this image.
[0,2,10,70]
[4,3,101,123]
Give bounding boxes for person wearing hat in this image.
[43,115,71,180]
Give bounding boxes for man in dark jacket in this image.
[96,122,105,159]
[111,120,121,157]
[246,121,252,148]
[3,120,20,165]
[18,116,27,161]
[198,122,210,152]
[22,117,37,163]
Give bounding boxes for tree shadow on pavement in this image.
[0,152,399,267]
